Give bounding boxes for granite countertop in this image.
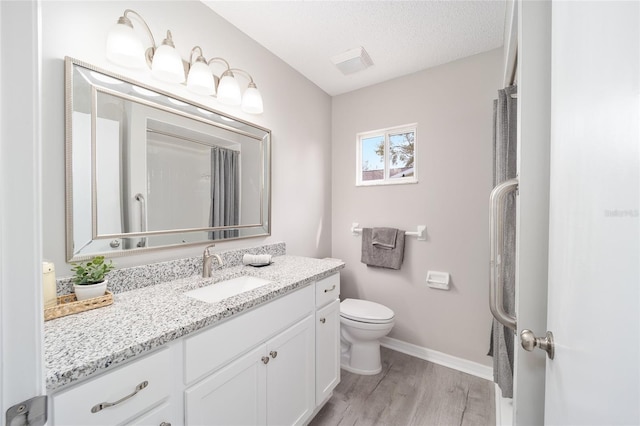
[44,255,344,391]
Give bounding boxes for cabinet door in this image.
[315,299,341,405]
[127,402,172,426]
[185,345,267,426]
[265,315,315,426]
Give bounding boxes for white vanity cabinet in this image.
[50,347,175,426]
[184,284,315,426]
[49,272,342,426]
[314,274,341,406]
[185,315,315,426]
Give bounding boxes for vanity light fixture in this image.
[106,9,264,114]
[233,69,264,114]
[187,47,216,96]
[150,31,185,84]
[105,10,148,68]
[216,69,242,106]
[106,9,183,83]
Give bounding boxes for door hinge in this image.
[5,396,47,426]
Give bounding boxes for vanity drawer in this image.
[51,348,171,426]
[184,284,314,384]
[316,273,340,308]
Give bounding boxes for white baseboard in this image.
[494,384,513,426]
[379,336,493,381]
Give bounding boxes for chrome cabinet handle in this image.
[91,381,148,413]
[319,318,326,324]
[159,423,171,426]
[323,284,336,293]
[270,351,278,359]
[489,178,518,331]
[261,356,270,364]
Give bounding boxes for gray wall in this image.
[331,49,502,365]
[41,1,333,275]
[41,1,503,366]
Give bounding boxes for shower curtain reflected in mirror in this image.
[210,147,239,239]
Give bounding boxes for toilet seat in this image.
[340,298,394,324]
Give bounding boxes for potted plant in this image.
[71,256,115,301]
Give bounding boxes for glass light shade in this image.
[186,61,215,96]
[241,85,264,114]
[106,22,146,68]
[217,73,242,106]
[151,44,185,84]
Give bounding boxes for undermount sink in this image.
[185,275,273,304]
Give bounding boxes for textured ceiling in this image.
[203,1,506,96]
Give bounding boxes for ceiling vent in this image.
[331,46,373,75]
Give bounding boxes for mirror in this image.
[65,57,271,261]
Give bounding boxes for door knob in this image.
[520,329,555,360]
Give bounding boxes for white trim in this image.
[0,0,45,412]
[379,336,493,381]
[495,384,514,426]
[355,123,417,186]
[503,0,518,86]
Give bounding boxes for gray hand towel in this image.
[361,228,406,270]
[372,227,398,249]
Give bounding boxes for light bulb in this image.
[106,18,146,68]
[151,32,185,84]
[187,60,215,96]
[217,72,241,106]
[241,83,263,114]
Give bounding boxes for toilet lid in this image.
[340,298,395,323]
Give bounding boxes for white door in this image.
[542,1,639,424]
[512,0,552,424]
[0,0,45,424]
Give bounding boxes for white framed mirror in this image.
[65,57,271,261]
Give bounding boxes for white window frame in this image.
[356,123,418,186]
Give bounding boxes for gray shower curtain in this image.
[488,85,517,398]
[210,147,239,239]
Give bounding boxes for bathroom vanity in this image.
[44,255,343,425]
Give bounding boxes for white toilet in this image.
[340,298,395,375]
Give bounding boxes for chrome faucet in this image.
[202,244,223,278]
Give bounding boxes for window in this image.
[356,124,417,186]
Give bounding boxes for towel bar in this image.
[351,223,426,241]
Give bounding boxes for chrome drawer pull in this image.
[323,284,336,293]
[319,318,326,324]
[262,356,270,364]
[270,351,278,359]
[91,381,149,413]
[159,423,172,426]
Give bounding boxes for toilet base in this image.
[340,360,382,375]
[340,339,383,375]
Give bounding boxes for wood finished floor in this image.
[309,347,495,426]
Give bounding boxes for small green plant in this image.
[71,256,115,285]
